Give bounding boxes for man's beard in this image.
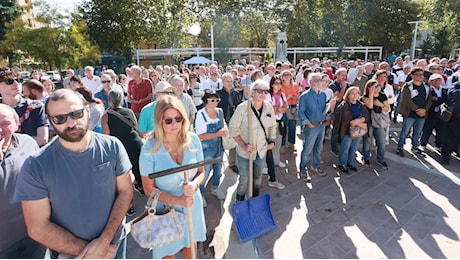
[55,124,88,142]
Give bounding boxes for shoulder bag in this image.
[129,189,186,249]
[371,110,390,129]
[107,109,138,130]
[217,109,236,149]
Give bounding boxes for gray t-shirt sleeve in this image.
[14,156,48,201]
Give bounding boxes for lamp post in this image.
[408,21,424,59]
[210,25,215,63]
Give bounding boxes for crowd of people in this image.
[1,54,460,258]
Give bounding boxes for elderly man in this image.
[81,66,101,96]
[137,81,174,137]
[170,75,197,124]
[0,67,48,146]
[230,79,276,201]
[63,69,75,89]
[0,104,45,258]
[127,65,153,118]
[298,73,328,181]
[14,89,133,259]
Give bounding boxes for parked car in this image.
[20,71,31,82]
[46,71,62,83]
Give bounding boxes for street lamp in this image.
[211,25,215,63]
[408,21,424,59]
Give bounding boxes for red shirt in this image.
[128,78,153,113]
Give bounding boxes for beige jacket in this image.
[229,100,276,159]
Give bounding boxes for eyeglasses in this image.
[247,68,254,71]
[101,80,111,84]
[412,73,423,76]
[3,78,17,85]
[253,89,269,94]
[207,98,221,103]
[159,91,175,95]
[151,75,158,77]
[48,108,85,125]
[163,116,184,125]
[273,81,281,85]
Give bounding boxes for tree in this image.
[0,0,22,64]
[1,0,100,70]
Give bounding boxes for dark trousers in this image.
[265,150,276,182]
[441,117,460,163]
[420,113,446,147]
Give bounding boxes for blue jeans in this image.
[339,134,361,166]
[201,147,223,193]
[236,153,264,197]
[362,125,386,163]
[397,117,425,149]
[114,228,127,259]
[330,113,340,154]
[287,105,297,144]
[299,125,325,172]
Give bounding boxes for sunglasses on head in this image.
[207,98,221,103]
[253,89,269,94]
[48,108,85,125]
[3,78,17,85]
[163,116,184,125]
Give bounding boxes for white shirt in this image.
[82,76,101,97]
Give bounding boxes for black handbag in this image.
[277,119,287,136]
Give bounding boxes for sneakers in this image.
[262,168,268,174]
[133,183,145,196]
[377,161,389,170]
[396,148,404,157]
[347,164,358,172]
[411,147,424,154]
[338,165,349,173]
[309,166,326,176]
[211,188,226,200]
[278,162,286,168]
[300,172,311,182]
[202,195,207,208]
[268,180,285,190]
[127,206,135,216]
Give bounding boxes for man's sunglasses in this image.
[159,91,175,95]
[3,78,17,85]
[253,89,269,94]
[48,108,85,125]
[163,116,184,125]
[101,80,111,84]
[207,98,221,103]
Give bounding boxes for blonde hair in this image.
[146,95,192,153]
[343,86,361,101]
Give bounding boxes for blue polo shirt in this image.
[138,101,156,133]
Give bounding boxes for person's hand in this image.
[219,127,228,136]
[182,181,195,197]
[267,143,275,150]
[416,108,426,117]
[307,123,315,129]
[77,238,115,259]
[245,144,255,154]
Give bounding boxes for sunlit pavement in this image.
[127,121,460,258]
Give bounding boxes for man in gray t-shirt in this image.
[0,104,45,258]
[14,89,133,259]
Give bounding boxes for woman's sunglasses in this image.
[48,108,85,125]
[163,116,184,125]
[207,98,221,103]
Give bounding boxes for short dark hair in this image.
[410,67,424,75]
[0,66,16,83]
[22,79,45,92]
[45,89,86,115]
[202,89,220,104]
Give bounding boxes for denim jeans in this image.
[201,146,223,193]
[330,113,340,154]
[339,134,361,166]
[287,105,297,144]
[397,116,425,149]
[299,125,325,172]
[362,125,386,163]
[236,153,264,197]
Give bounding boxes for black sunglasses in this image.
[163,116,184,125]
[3,78,17,85]
[159,91,175,95]
[253,89,269,94]
[48,108,85,125]
[207,98,221,103]
[101,80,111,83]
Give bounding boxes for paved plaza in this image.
[127,122,460,258]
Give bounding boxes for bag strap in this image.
[145,189,162,211]
[107,109,137,130]
[250,104,269,143]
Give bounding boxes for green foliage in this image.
[1,0,100,69]
[0,0,21,42]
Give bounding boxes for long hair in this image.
[146,95,192,153]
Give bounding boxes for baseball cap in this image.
[429,73,443,81]
[155,81,173,93]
